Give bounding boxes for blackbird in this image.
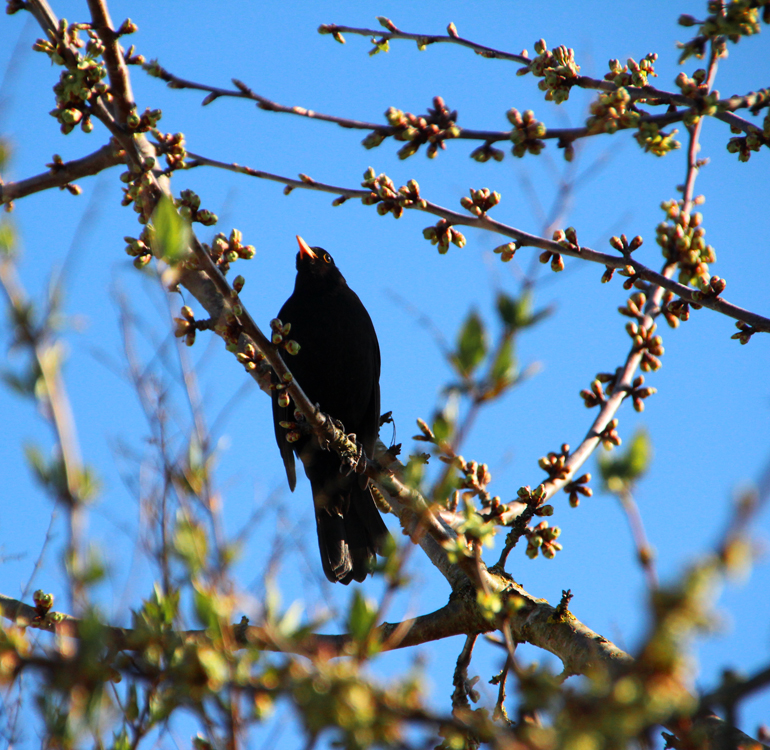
[272,236,390,584]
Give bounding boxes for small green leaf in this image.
[599,427,652,491]
[496,291,532,330]
[452,310,487,377]
[490,336,517,386]
[151,194,190,263]
[347,589,378,641]
[0,220,16,257]
[173,510,207,575]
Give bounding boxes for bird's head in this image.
[294,235,346,288]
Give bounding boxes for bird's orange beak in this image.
[296,235,317,260]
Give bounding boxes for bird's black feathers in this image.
[272,237,390,584]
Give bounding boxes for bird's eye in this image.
[323,253,332,264]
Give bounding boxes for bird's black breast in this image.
[278,283,380,445]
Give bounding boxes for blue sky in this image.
[1,1,769,746]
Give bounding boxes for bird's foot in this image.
[339,433,367,477]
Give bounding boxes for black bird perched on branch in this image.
[272,236,390,584]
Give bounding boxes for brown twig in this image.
[0,143,124,204]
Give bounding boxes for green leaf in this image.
[173,510,207,575]
[490,336,517,387]
[347,589,378,641]
[496,291,532,330]
[599,427,652,491]
[151,194,190,263]
[452,310,487,377]
[24,443,50,485]
[0,220,16,257]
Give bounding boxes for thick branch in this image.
[86,0,136,122]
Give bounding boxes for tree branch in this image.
[0,143,124,204]
[182,151,770,335]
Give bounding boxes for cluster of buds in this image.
[469,142,505,163]
[691,274,727,302]
[629,375,657,413]
[34,21,110,135]
[635,122,680,156]
[608,235,645,288]
[539,248,564,272]
[396,179,428,212]
[516,484,548,512]
[662,290,692,328]
[173,305,198,346]
[124,228,154,269]
[538,444,571,481]
[125,106,162,133]
[686,2,765,44]
[120,169,155,222]
[626,319,664,372]
[580,371,620,408]
[521,39,581,104]
[525,521,562,559]
[123,42,145,66]
[727,129,769,163]
[423,219,467,254]
[379,96,460,160]
[586,87,640,136]
[675,69,710,97]
[540,227,578,273]
[460,188,501,217]
[731,321,757,345]
[610,234,643,255]
[205,230,254,275]
[493,242,517,263]
[599,418,621,450]
[278,417,302,443]
[507,108,546,157]
[446,455,499,509]
[361,168,407,219]
[153,131,187,171]
[176,190,218,226]
[212,313,242,352]
[33,589,54,618]
[553,226,580,252]
[618,290,648,319]
[604,54,658,88]
[269,318,301,357]
[675,70,722,127]
[564,473,592,508]
[656,197,715,286]
[235,341,272,389]
[33,19,94,62]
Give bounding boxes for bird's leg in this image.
[339,432,368,477]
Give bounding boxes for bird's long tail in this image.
[315,484,389,584]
